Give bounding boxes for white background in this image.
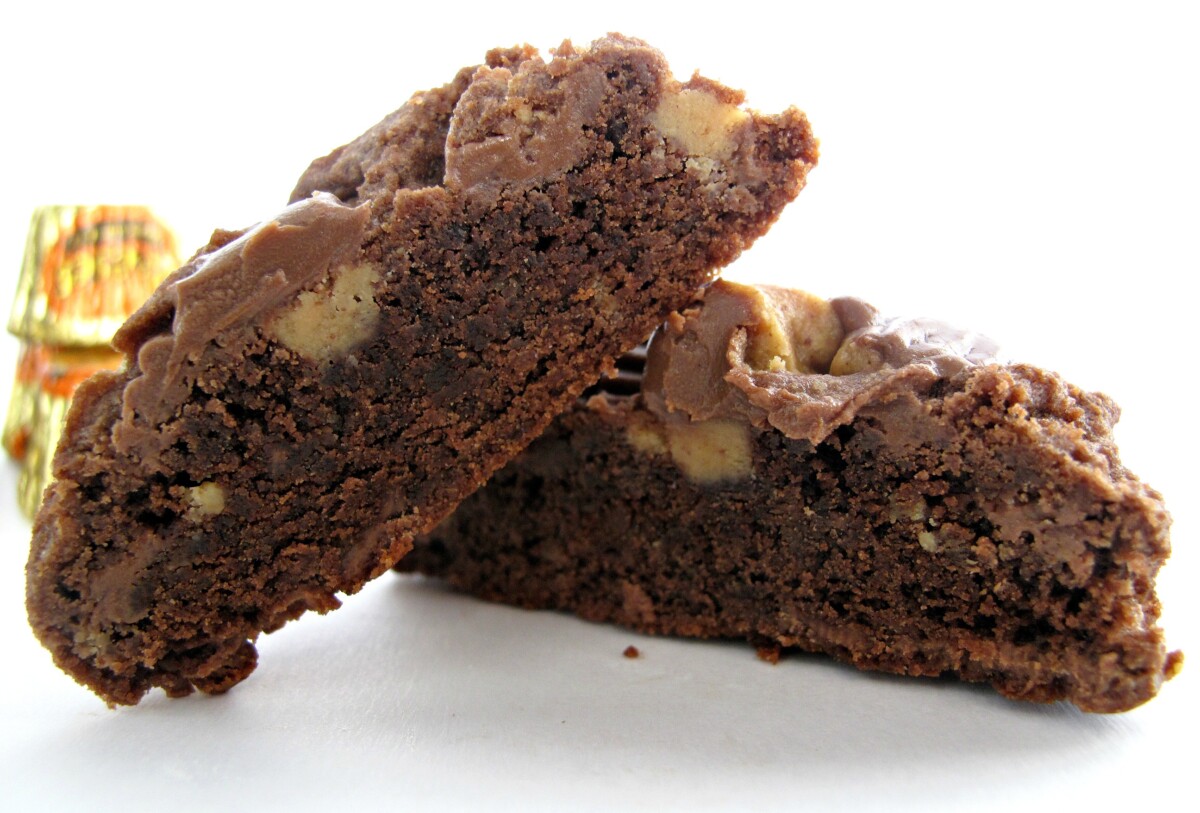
[0,1,1196,810]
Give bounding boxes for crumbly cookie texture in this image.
[27,37,818,706]
[404,280,1180,713]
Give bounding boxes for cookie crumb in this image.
[755,644,781,664]
[623,645,640,659]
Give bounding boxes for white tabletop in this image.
[1,2,1196,811]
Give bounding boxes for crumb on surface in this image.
[756,644,781,664]
[623,645,640,659]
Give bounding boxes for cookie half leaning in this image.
[404,280,1179,713]
[27,36,818,706]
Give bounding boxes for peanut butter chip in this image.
[625,420,668,456]
[666,419,753,483]
[829,339,886,376]
[74,629,112,658]
[185,482,226,521]
[740,285,845,374]
[651,88,749,160]
[267,262,381,362]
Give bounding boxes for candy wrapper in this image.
[5,205,177,516]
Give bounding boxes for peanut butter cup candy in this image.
[27,36,818,705]
[404,280,1179,713]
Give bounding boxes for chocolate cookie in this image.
[404,281,1180,713]
[27,37,818,705]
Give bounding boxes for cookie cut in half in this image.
[27,37,819,705]
[404,280,1180,713]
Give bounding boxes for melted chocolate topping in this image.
[643,280,1002,444]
